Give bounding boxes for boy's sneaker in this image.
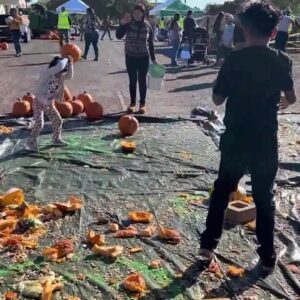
[127,105,136,113]
[25,139,38,153]
[52,139,69,147]
[198,249,214,264]
[139,105,146,114]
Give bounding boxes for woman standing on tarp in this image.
[82,8,101,61]
[116,4,156,115]
[169,13,182,66]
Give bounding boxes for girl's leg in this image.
[44,104,64,144]
[125,56,138,108]
[27,100,44,152]
[83,32,92,58]
[138,56,150,110]
[91,31,99,60]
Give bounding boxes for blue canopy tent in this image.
[56,0,89,15]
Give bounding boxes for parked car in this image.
[0,14,11,42]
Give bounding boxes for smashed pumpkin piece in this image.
[108,223,119,233]
[208,261,221,274]
[41,279,63,300]
[0,188,24,207]
[245,219,256,231]
[128,211,153,223]
[226,266,244,277]
[140,225,156,237]
[122,273,146,293]
[92,244,123,258]
[3,290,18,300]
[149,259,162,269]
[2,235,37,249]
[86,230,105,246]
[121,140,136,153]
[129,247,143,254]
[54,196,81,213]
[158,226,180,244]
[43,239,74,262]
[0,226,12,237]
[0,219,17,231]
[113,226,138,238]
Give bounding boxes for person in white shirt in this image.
[220,14,235,60]
[275,9,300,52]
[26,56,74,153]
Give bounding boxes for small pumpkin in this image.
[77,91,93,111]
[1,42,8,50]
[158,226,180,244]
[92,244,123,258]
[63,86,73,102]
[119,115,139,136]
[22,92,35,112]
[109,223,119,233]
[121,140,136,153]
[70,97,84,115]
[12,98,31,118]
[85,102,103,121]
[61,43,82,62]
[128,211,153,223]
[122,273,146,293]
[55,101,73,118]
[86,230,105,246]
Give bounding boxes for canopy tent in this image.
[56,0,89,15]
[150,0,202,18]
[0,0,24,5]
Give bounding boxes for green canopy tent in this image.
[149,0,202,18]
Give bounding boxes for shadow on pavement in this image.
[8,62,49,67]
[169,82,214,92]
[107,70,127,75]
[166,71,218,81]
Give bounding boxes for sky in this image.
[185,0,227,9]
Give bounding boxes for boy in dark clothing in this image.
[200,1,297,273]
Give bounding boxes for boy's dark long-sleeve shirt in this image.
[116,21,155,62]
[214,46,293,137]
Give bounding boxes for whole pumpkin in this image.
[63,86,72,102]
[12,98,31,118]
[118,115,139,136]
[55,101,73,118]
[0,43,8,50]
[70,97,84,116]
[77,91,93,112]
[61,44,81,62]
[22,92,35,112]
[85,102,103,121]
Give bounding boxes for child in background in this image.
[200,1,297,274]
[26,56,74,152]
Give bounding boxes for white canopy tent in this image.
[56,0,89,15]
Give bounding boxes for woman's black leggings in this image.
[84,30,99,58]
[125,55,149,105]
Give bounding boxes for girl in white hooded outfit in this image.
[26,56,74,152]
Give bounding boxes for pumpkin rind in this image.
[128,211,153,223]
[122,273,146,293]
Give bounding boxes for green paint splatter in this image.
[169,196,189,215]
[0,269,13,277]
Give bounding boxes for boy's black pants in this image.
[201,131,278,266]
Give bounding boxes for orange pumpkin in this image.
[63,86,73,102]
[1,43,8,50]
[12,98,31,117]
[122,273,146,293]
[119,115,139,136]
[55,101,73,118]
[77,91,93,111]
[85,102,103,121]
[70,97,84,115]
[61,43,82,62]
[22,92,35,112]
[128,211,153,223]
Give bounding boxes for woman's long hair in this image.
[170,13,180,30]
[213,11,225,34]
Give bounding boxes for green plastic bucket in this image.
[148,63,165,78]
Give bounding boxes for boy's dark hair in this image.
[239,1,280,38]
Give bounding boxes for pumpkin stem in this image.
[17,98,22,102]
